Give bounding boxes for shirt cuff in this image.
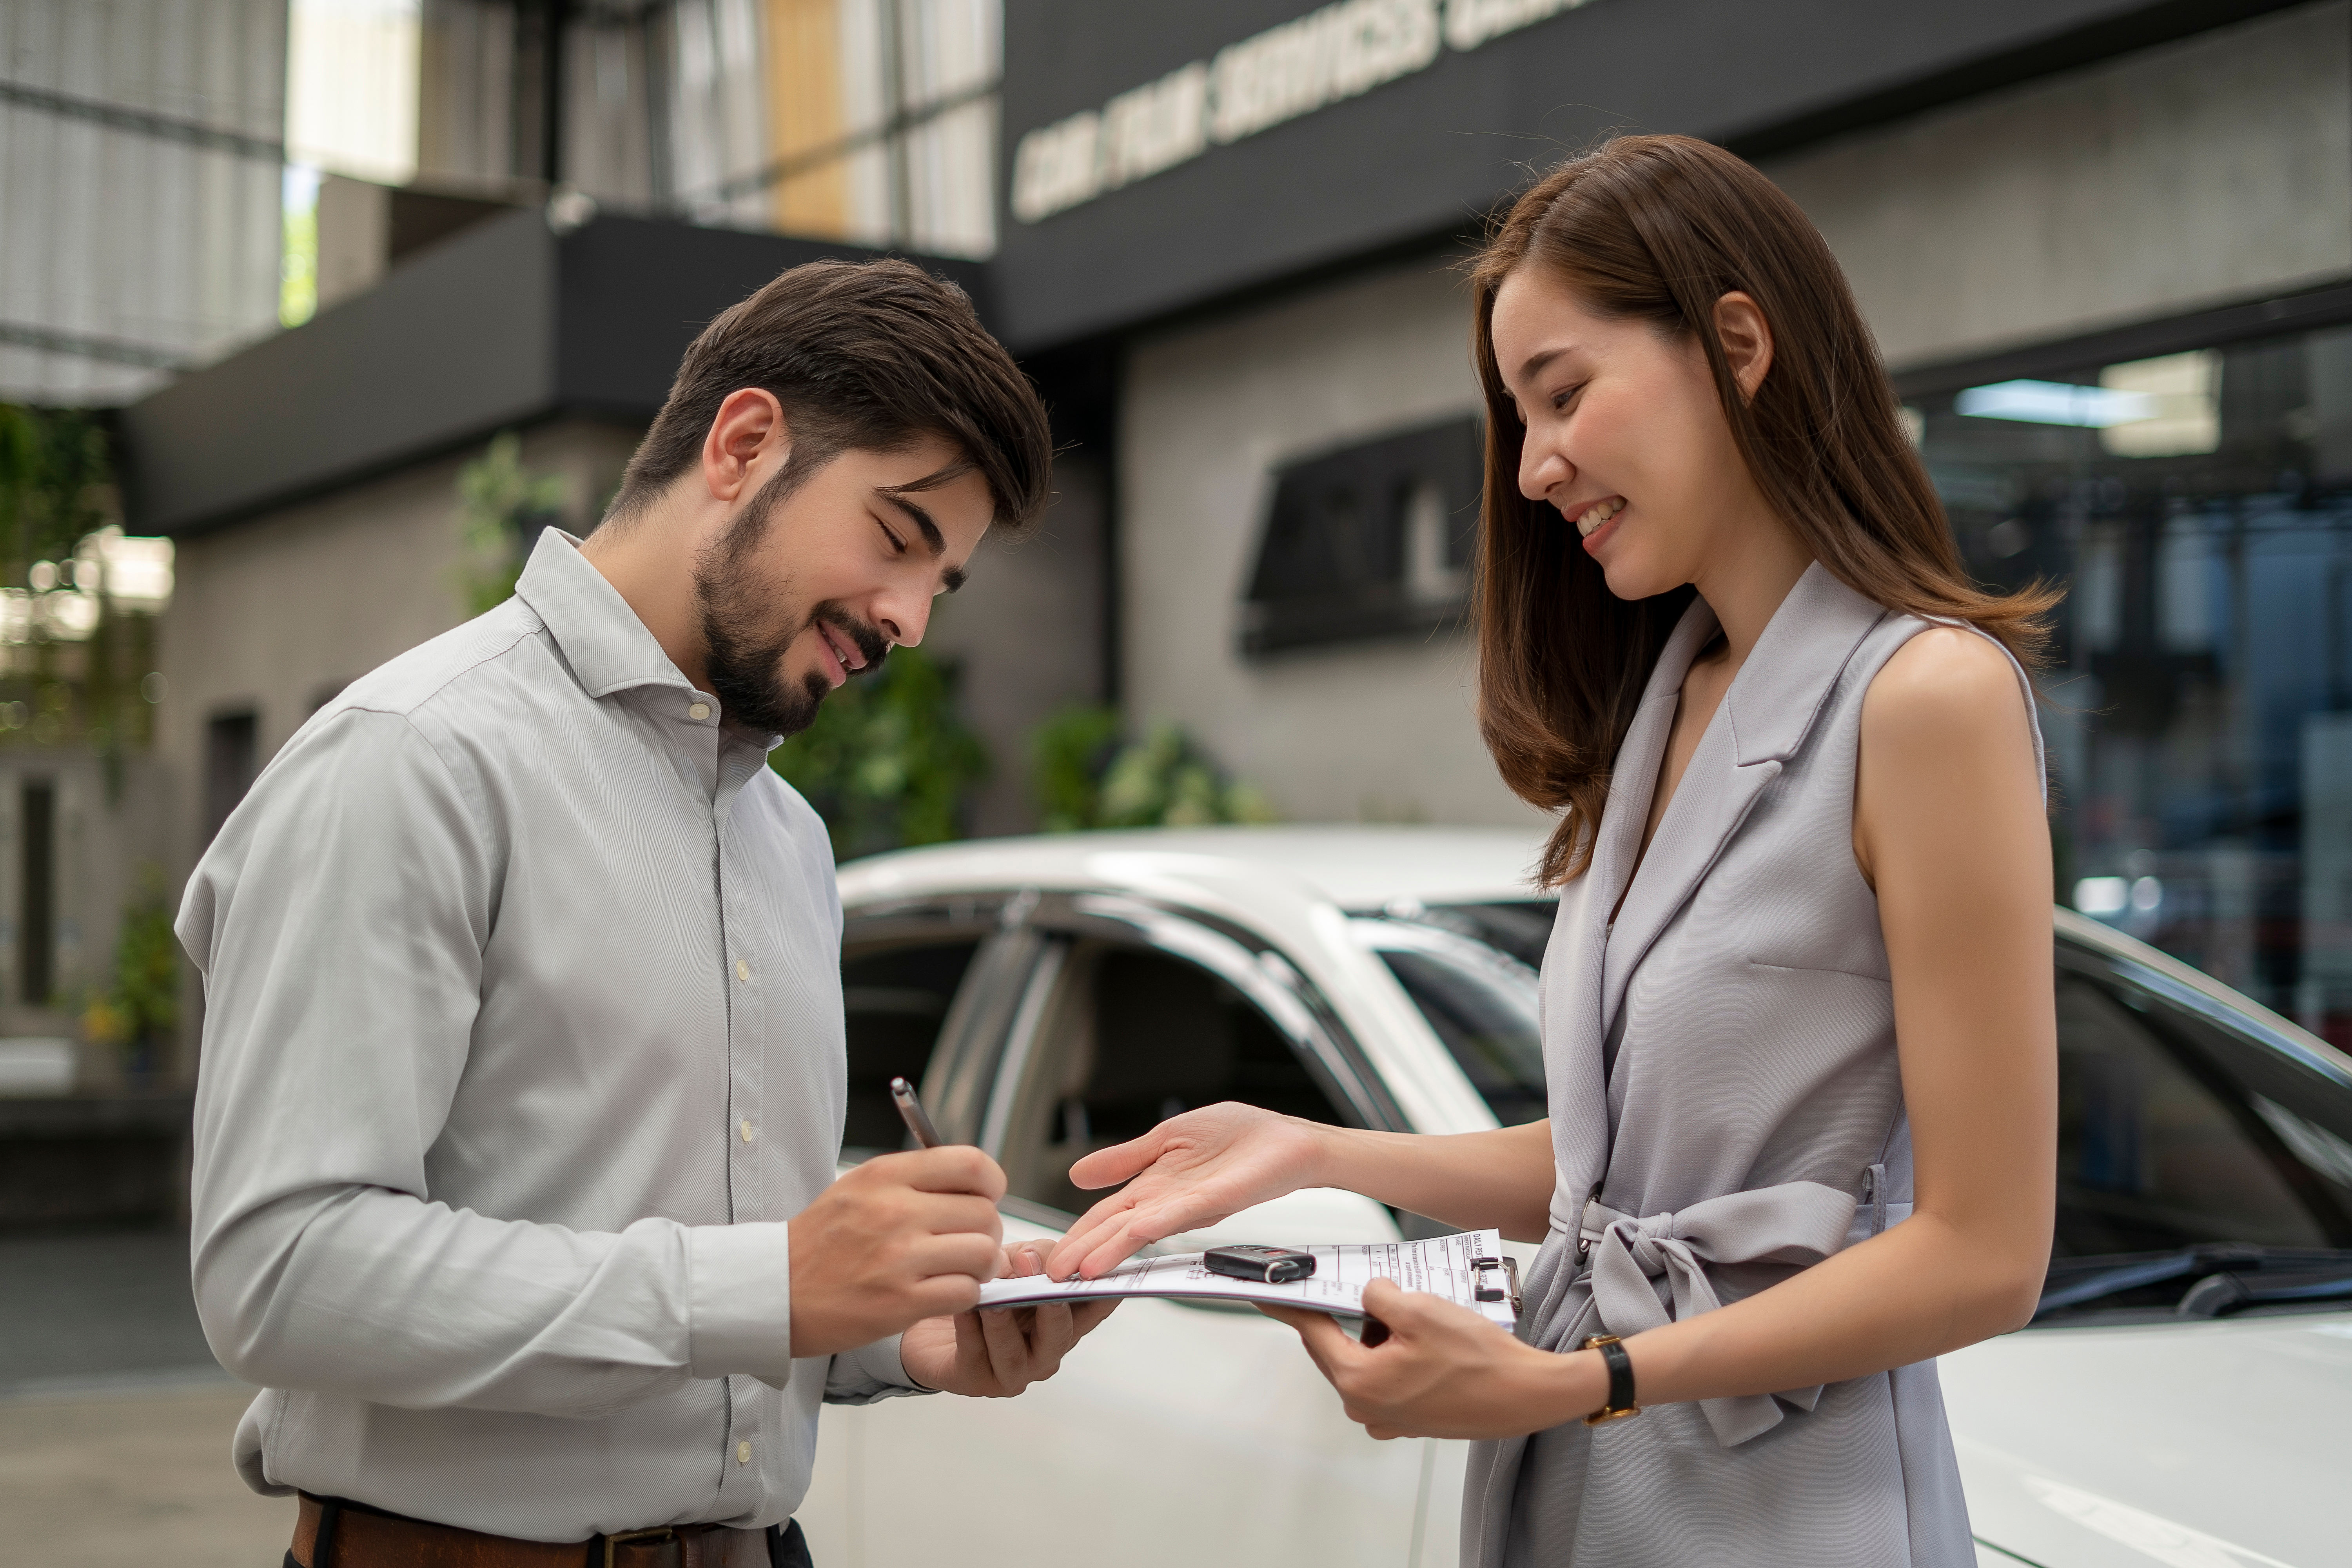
[824,1334,934,1405]
[686,1221,794,1383]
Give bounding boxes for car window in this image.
[840,939,980,1156]
[2054,973,2337,1253]
[996,940,1349,1217]
[1418,900,1558,970]
[1356,918,1547,1127]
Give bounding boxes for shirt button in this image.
[740,1119,755,1143]
[689,701,711,721]
[735,958,750,982]
[737,1440,752,1465]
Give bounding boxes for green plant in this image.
[84,864,177,1067]
[0,405,164,783]
[769,645,989,861]
[454,433,567,615]
[1030,703,1123,832]
[0,405,109,573]
[1028,706,1275,830]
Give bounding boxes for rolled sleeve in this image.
[686,1221,795,1383]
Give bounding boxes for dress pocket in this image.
[1744,956,1892,984]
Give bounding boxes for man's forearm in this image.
[194,1183,794,1417]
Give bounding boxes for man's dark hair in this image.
[607,258,1051,530]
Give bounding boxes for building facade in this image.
[103,0,2352,1075]
[985,0,2352,1045]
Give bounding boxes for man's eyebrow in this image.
[879,489,966,593]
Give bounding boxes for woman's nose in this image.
[1520,444,1571,502]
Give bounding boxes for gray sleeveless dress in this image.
[1463,563,2043,1566]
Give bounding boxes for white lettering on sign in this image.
[1208,0,1440,144]
[1011,0,1602,224]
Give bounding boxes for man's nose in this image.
[876,590,929,650]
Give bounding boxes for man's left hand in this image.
[899,1240,1118,1397]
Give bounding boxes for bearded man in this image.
[180,260,1107,1568]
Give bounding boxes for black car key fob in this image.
[1202,1244,1316,1284]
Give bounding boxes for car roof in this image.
[840,828,2352,1092]
[837,824,1549,911]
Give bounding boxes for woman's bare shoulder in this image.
[1853,621,2042,799]
[1862,624,2028,740]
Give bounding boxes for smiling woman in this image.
[1043,135,2060,1568]
[1465,137,2060,888]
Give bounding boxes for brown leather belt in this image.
[294,1493,773,1568]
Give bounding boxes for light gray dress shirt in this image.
[181,530,922,1543]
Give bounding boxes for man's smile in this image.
[815,621,869,687]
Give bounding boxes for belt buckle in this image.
[604,1527,676,1568]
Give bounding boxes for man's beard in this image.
[693,481,889,739]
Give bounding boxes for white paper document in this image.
[976,1229,1518,1330]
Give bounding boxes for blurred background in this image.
[3,0,2350,1558]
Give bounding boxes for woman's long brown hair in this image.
[1471,135,2058,886]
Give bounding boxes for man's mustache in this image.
[813,605,890,675]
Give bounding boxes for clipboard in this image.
[976,1228,1521,1330]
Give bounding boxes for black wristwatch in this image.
[1580,1334,1641,1425]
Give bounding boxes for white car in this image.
[798,827,2352,1568]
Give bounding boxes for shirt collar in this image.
[515,529,697,701]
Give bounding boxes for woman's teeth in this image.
[1575,498,1623,537]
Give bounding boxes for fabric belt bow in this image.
[1579,1181,1858,1446]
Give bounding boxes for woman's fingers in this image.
[1259,1303,1367,1385]
[1066,1129,1168,1191]
[1044,1199,1140,1278]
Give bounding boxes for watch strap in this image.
[1580,1334,1641,1425]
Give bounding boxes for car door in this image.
[802,892,1451,1568]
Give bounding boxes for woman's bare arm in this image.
[1044,1113,1558,1280]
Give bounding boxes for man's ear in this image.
[701,388,791,505]
[1713,291,1774,404]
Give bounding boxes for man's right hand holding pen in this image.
[786,1077,1116,1396]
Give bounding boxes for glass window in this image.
[1240,417,1481,656]
[1356,919,1547,1127]
[2054,972,2333,1255]
[996,941,1347,1217]
[840,938,979,1155]
[1916,322,2352,1049]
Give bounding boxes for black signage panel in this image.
[995,0,2289,351]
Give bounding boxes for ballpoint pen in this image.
[889,1076,945,1149]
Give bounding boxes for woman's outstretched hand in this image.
[1260,1278,1601,1441]
[1044,1102,1331,1280]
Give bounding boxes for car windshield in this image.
[1355,905,1550,1125]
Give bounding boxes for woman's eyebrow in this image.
[1518,344,1578,382]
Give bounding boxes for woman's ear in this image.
[1713,291,1774,404]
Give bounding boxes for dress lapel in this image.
[1599,564,1890,1039]
[1544,596,1720,1225]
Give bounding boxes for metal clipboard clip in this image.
[1471,1255,1522,1316]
